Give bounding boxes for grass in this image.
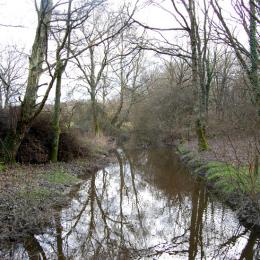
[16,170,80,204]
[18,187,54,202]
[44,169,80,185]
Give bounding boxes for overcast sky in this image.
[0,0,153,49]
[0,0,248,103]
[0,0,247,51]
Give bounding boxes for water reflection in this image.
[1,148,260,259]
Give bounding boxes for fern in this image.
[205,161,260,195]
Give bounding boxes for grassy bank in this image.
[176,143,260,230]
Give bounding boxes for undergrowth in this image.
[177,144,260,200]
[0,162,5,172]
[205,161,260,198]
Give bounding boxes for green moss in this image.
[44,170,80,185]
[0,162,6,172]
[196,118,209,151]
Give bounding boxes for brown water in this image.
[1,148,260,259]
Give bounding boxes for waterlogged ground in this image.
[1,148,259,259]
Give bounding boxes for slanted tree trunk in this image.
[1,0,53,163]
[212,0,259,115]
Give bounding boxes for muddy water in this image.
[1,148,260,259]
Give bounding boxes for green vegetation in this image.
[18,187,54,202]
[177,145,191,155]
[196,119,209,151]
[44,170,80,185]
[206,161,260,197]
[12,169,81,204]
[178,144,260,201]
[0,162,6,172]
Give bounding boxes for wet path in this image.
[1,148,260,259]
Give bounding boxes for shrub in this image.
[0,110,89,163]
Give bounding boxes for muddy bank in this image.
[0,150,116,247]
[176,143,260,231]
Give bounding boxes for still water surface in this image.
[2,148,260,259]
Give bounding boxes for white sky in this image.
[0,0,249,103]
[0,0,246,49]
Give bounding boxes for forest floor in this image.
[0,147,116,246]
[185,135,257,166]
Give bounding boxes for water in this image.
[1,148,260,259]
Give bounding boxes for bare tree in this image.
[72,7,133,135]
[211,49,236,120]
[110,31,144,128]
[0,46,26,108]
[50,0,104,162]
[211,0,260,115]
[1,0,54,163]
[135,0,216,150]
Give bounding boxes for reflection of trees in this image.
[16,148,260,259]
[188,179,207,260]
[55,215,65,260]
[239,230,259,260]
[54,150,148,259]
[129,147,259,259]
[24,235,47,260]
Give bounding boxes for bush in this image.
[0,110,89,163]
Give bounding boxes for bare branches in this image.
[132,19,188,32]
[0,46,27,108]
[0,23,25,28]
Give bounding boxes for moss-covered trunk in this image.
[91,94,99,136]
[51,65,62,163]
[188,0,209,151]
[196,118,208,151]
[1,0,53,163]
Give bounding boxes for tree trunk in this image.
[1,0,53,163]
[111,58,125,127]
[249,0,260,115]
[196,118,208,151]
[0,86,2,109]
[91,94,99,136]
[51,64,62,162]
[111,86,124,126]
[1,124,26,163]
[188,0,209,151]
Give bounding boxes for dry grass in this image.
[82,132,115,155]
